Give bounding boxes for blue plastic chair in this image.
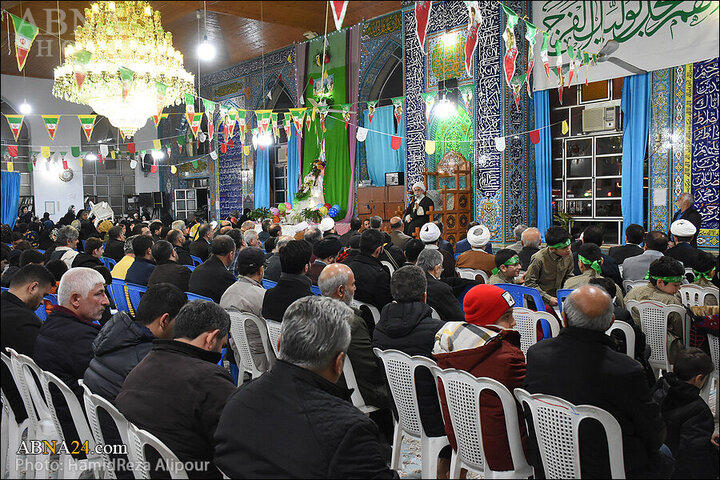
[556,289,573,315]
[310,285,321,296]
[186,265,195,272]
[37,249,45,254]
[496,283,552,339]
[185,292,214,302]
[190,255,203,267]
[262,279,277,289]
[108,279,130,313]
[100,256,117,270]
[34,303,48,321]
[125,283,147,314]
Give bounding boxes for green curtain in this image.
[303,33,350,218]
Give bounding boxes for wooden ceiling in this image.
[1,1,399,79]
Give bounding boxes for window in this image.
[272,145,287,205]
[174,189,197,220]
[83,157,135,215]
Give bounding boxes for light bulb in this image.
[434,99,456,119]
[151,149,164,160]
[86,153,98,161]
[19,100,32,114]
[259,132,273,146]
[197,35,216,60]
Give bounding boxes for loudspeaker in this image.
[138,193,153,208]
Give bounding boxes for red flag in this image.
[228,138,235,148]
[75,71,86,91]
[62,159,69,169]
[127,143,136,154]
[8,145,18,157]
[529,129,541,145]
[415,2,432,52]
[391,135,402,150]
[330,1,349,31]
[220,143,228,154]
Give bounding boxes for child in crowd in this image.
[651,348,718,479]
[487,248,523,285]
[523,226,574,308]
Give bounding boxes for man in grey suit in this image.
[622,231,669,282]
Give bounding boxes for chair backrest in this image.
[512,307,560,355]
[266,320,282,357]
[635,301,686,374]
[310,284,322,296]
[0,351,24,423]
[190,255,202,266]
[226,310,274,381]
[430,307,442,320]
[186,265,195,272]
[556,289,573,314]
[622,279,647,294]
[707,334,719,378]
[108,279,130,313]
[100,256,117,270]
[605,321,636,358]
[44,293,58,305]
[351,299,381,325]
[128,423,189,479]
[34,303,48,321]
[514,388,625,479]
[125,283,147,313]
[373,348,436,438]
[262,279,277,289]
[496,283,546,311]
[679,284,720,306]
[380,260,396,276]
[343,354,378,414]
[185,292,214,302]
[429,367,531,476]
[80,379,131,453]
[456,268,488,284]
[7,349,58,437]
[684,267,695,282]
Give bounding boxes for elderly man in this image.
[189,235,237,303]
[117,301,235,479]
[507,224,528,253]
[190,224,213,262]
[671,192,702,247]
[419,222,456,278]
[264,235,292,282]
[666,219,701,270]
[48,225,80,268]
[215,296,396,478]
[518,227,542,270]
[622,231,669,282]
[523,285,667,478]
[389,216,412,250]
[403,182,434,236]
[456,224,495,275]
[34,267,108,440]
[243,229,260,248]
[417,249,464,322]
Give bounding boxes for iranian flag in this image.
[4,114,24,141]
[10,13,38,71]
[42,115,61,141]
[151,113,169,127]
[186,113,203,138]
[227,109,239,139]
[119,66,134,101]
[78,115,97,141]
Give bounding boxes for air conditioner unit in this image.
[582,106,616,132]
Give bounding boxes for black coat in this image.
[72,253,104,269]
[519,246,540,271]
[1,291,42,420]
[340,228,360,247]
[214,360,397,479]
[439,247,457,279]
[523,327,666,479]
[665,243,701,270]
[116,340,235,479]
[346,253,393,312]
[651,373,718,479]
[125,257,156,286]
[82,311,155,402]
[34,306,101,442]
[573,251,622,287]
[263,253,282,282]
[261,273,313,322]
[103,238,126,263]
[671,207,703,247]
[147,262,192,293]
[188,255,236,303]
[373,301,446,437]
[608,244,644,265]
[425,273,464,322]
[175,244,194,266]
[189,239,211,262]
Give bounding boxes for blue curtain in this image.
[364,105,404,186]
[1,171,20,230]
[621,73,650,241]
[533,90,552,239]
[286,123,300,203]
[254,146,271,209]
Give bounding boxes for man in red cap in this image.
[433,284,529,472]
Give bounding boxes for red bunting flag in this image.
[529,129,541,145]
[150,165,157,173]
[330,1,349,31]
[127,143,136,154]
[391,135,402,150]
[8,145,18,157]
[414,1,432,52]
[228,138,235,148]
[62,159,69,169]
[220,143,228,154]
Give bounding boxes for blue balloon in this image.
[316,203,324,210]
[332,204,340,211]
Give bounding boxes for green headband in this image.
[549,239,571,249]
[644,272,684,283]
[693,269,714,282]
[492,255,520,275]
[578,254,602,275]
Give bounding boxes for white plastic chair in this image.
[635,301,687,378]
[514,388,626,479]
[380,260,396,275]
[127,423,189,479]
[351,299,381,325]
[342,354,379,415]
[679,284,719,306]
[456,267,489,283]
[622,279,647,294]
[265,319,282,357]
[430,307,442,320]
[1,352,30,480]
[701,334,719,410]
[512,308,561,356]
[605,321,636,359]
[373,348,449,479]
[428,367,533,479]
[226,310,275,386]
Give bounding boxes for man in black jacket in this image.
[345,229,393,311]
[83,283,187,401]
[117,300,235,479]
[125,235,156,286]
[1,265,55,420]
[188,235,237,302]
[261,239,313,321]
[523,285,668,478]
[189,224,213,262]
[147,240,192,292]
[340,216,362,246]
[168,228,193,266]
[103,226,126,263]
[608,223,644,265]
[215,296,397,478]
[671,192,703,248]
[416,248,465,322]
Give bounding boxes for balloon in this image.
[273,216,280,223]
[319,206,328,215]
[316,203,324,210]
[332,204,340,211]
[324,203,331,209]
[278,203,286,213]
[328,209,337,218]
[270,207,279,216]
[285,202,292,210]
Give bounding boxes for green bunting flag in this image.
[202,98,216,121]
[525,21,538,97]
[392,97,405,124]
[540,32,551,78]
[118,66,134,100]
[502,5,520,90]
[185,93,195,114]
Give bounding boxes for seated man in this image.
[389,216,412,250]
[103,226,126,263]
[518,227,542,271]
[666,219,701,270]
[523,285,667,478]
[419,222,456,279]
[263,235,293,282]
[168,228,193,266]
[147,240,192,292]
[455,222,492,256]
[189,224,213,262]
[564,243,625,306]
[608,224,645,265]
[116,301,235,479]
[692,251,717,305]
[571,225,622,286]
[261,239,313,321]
[308,237,342,285]
[523,226,574,308]
[214,296,396,478]
[487,248,523,285]
[49,225,80,268]
[125,235,156,286]
[110,235,137,280]
[403,182,434,236]
[433,284,528,472]
[416,249,465,322]
[72,237,105,268]
[84,283,187,401]
[34,267,108,441]
[507,224,528,253]
[403,238,425,266]
[188,235,237,303]
[622,231,668,282]
[345,229,393,311]
[340,217,362,247]
[456,224,495,275]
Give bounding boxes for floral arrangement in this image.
[294,158,326,201]
[246,207,270,221]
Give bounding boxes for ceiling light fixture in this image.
[198,34,216,60]
[53,1,195,137]
[19,99,32,114]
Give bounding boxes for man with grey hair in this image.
[189,235,237,302]
[243,228,260,248]
[508,224,528,253]
[34,267,108,442]
[215,296,396,478]
[117,301,235,479]
[523,285,667,478]
[417,249,465,322]
[168,228,193,266]
[671,192,702,247]
[110,234,137,280]
[49,225,80,268]
[303,225,324,246]
[519,227,542,270]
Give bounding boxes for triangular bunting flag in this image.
[392,97,404,124]
[40,146,51,158]
[78,115,97,142]
[540,32,551,78]
[9,13,39,71]
[71,146,81,157]
[99,145,108,156]
[229,109,240,139]
[41,115,61,141]
[271,112,280,138]
[425,140,436,154]
[127,143,136,154]
[4,114,24,141]
[330,1,349,31]
[367,101,378,123]
[525,21,538,98]
[8,145,18,157]
[339,104,352,129]
[73,50,92,91]
[153,139,161,150]
[414,1,432,52]
[290,108,306,138]
[110,150,116,159]
[186,113,203,138]
[562,120,569,135]
[356,127,368,142]
[555,40,564,104]
[202,98,216,121]
[494,137,506,152]
[118,66,134,101]
[502,5,520,89]
[243,145,251,156]
[152,113,169,127]
[305,108,312,130]
[220,143,228,154]
[284,113,293,138]
[464,2,482,76]
[6,161,13,172]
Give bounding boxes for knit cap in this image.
[463,284,515,326]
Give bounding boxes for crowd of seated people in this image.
[2,203,719,479]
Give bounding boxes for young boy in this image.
[651,348,718,479]
[487,248,523,285]
[692,250,718,305]
[523,226,574,307]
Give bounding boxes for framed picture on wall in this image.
[44,201,55,216]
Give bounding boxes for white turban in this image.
[670,219,696,237]
[412,181,426,193]
[295,221,309,233]
[467,225,491,248]
[419,222,441,243]
[319,217,335,232]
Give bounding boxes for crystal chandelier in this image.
[53,1,194,137]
